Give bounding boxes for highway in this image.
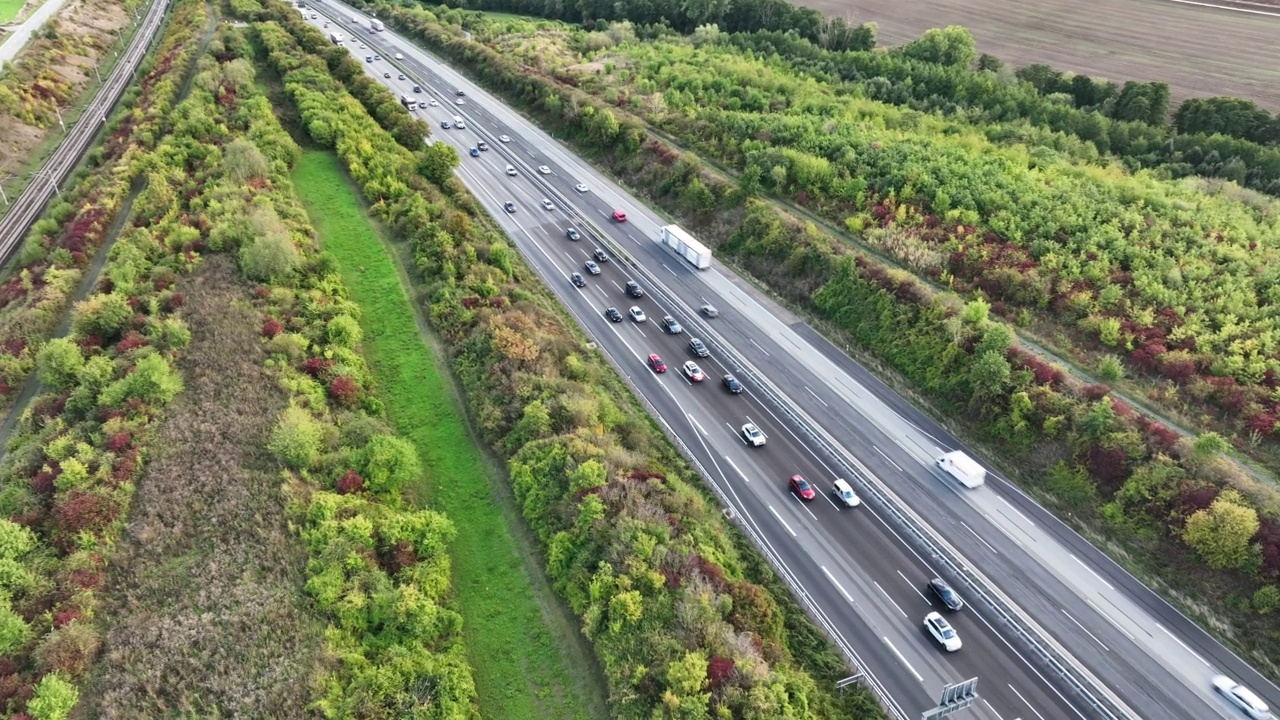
[303,6,1280,720]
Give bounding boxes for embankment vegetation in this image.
[343,3,1280,677]
[238,1,887,716]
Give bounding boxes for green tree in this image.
[1253,585,1280,615]
[973,323,1014,358]
[900,26,977,68]
[27,672,78,720]
[418,141,459,185]
[1192,431,1230,458]
[0,598,28,654]
[680,177,717,213]
[358,434,421,495]
[36,338,84,391]
[568,459,608,494]
[269,406,325,470]
[98,353,184,408]
[968,350,1011,409]
[960,297,990,326]
[240,233,300,282]
[326,314,362,349]
[223,137,271,183]
[72,293,132,340]
[663,650,711,716]
[1097,354,1124,381]
[1182,489,1259,570]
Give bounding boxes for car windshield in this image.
[940,626,955,639]
[840,488,853,498]
[797,480,810,491]
[939,586,956,600]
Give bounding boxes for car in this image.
[538,165,551,174]
[499,134,511,143]
[323,21,329,27]
[1212,676,1273,720]
[542,199,555,211]
[566,228,580,241]
[593,248,609,263]
[455,98,465,105]
[477,141,488,151]
[570,272,585,288]
[683,361,705,382]
[928,578,964,611]
[688,338,709,357]
[439,120,450,129]
[647,354,667,373]
[503,202,516,213]
[625,280,643,298]
[311,12,317,18]
[924,612,962,652]
[629,306,647,323]
[833,478,861,508]
[611,210,627,222]
[700,304,720,318]
[505,165,517,176]
[741,423,766,447]
[383,72,391,79]
[575,183,589,193]
[428,99,439,107]
[365,56,373,63]
[398,73,406,80]
[722,374,743,394]
[788,474,816,501]
[359,43,366,49]
[412,84,421,93]
[584,261,601,275]
[605,307,623,322]
[661,316,683,334]
[456,90,465,96]
[395,52,404,59]
[374,54,381,60]
[469,147,480,157]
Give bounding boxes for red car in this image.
[611,209,627,222]
[647,354,667,373]
[789,474,816,501]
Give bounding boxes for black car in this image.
[722,374,743,394]
[413,84,422,93]
[593,248,609,263]
[383,72,391,79]
[625,280,643,298]
[566,228,580,241]
[605,307,623,322]
[929,578,964,612]
[456,89,466,96]
[689,338,709,357]
[570,272,586,287]
[440,120,450,129]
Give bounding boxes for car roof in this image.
[649,353,661,360]
[834,478,853,491]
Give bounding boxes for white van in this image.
[452,115,465,129]
[936,451,985,489]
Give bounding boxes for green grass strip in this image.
[0,0,27,24]
[293,149,597,720]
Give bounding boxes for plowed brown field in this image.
[801,0,1280,110]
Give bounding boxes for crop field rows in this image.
[807,0,1280,110]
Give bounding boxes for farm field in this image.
[292,150,605,720]
[0,0,25,25]
[801,0,1280,110]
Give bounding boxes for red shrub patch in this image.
[1172,485,1219,520]
[52,609,81,629]
[1247,412,1278,436]
[1145,421,1182,453]
[1158,355,1197,383]
[104,433,132,453]
[77,334,105,352]
[165,292,186,311]
[301,357,335,377]
[328,375,360,407]
[695,555,728,592]
[66,567,103,591]
[335,470,364,495]
[53,491,121,540]
[116,332,148,353]
[706,655,736,690]
[31,462,61,496]
[1084,443,1131,493]
[379,539,418,576]
[1256,517,1280,579]
[1081,384,1111,401]
[112,450,139,485]
[0,658,18,676]
[0,674,25,704]
[262,318,283,338]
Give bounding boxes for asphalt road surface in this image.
[300,6,1280,720]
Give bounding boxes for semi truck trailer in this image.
[658,224,712,270]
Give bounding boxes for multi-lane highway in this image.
[302,6,1280,719]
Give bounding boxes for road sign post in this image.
[921,678,979,719]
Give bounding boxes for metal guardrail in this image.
[0,0,171,269]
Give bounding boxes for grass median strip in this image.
[292,149,599,720]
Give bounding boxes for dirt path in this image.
[805,0,1280,110]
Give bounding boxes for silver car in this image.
[1212,676,1272,719]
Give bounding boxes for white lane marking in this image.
[662,263,678,277]
[627,233,640,246]
[1070,553,1114,591]
[611,279,623,292]
[748,338,770,356]
[882,637,923,683]
[1062,609,1110,652]
[899,571,930,604]
[873,445,903,472]
[1008,683,1047,720]
[982,698,1006,720]
[1156,623,1211,668]
[998,495,1036,528]
[984,512,1025,548]
[821,566,854,603]
[803,385,829,407]
[1167,0,1280,17]
[768,505,797,537]
[819,488,840,510]
[873,581,908,619]
[723,455,749,483]
[1086,598,1136,642]
[688,415,708,437]
[960,521,999,555]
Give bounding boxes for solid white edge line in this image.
[960,521,1000,555]
[821,566,854,604]
[1008,682,1049,720]
[874,581,909,619]
[882,637,924,684]
[768,505,797,537]
[1071,553,1116,591]
[1086,598,1137,642]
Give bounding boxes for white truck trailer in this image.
[936,451,986,488]
[369,18,384,31]
[329,31,344,46]
[658,224,712,270]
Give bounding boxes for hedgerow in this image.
[247,3,884,717]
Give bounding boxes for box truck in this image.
[936,451,986,488]
[400,94,417,110]
[658,225,712,270]
[329,31,344,46]
[370,18,384,31]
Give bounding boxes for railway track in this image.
[0,0,171,269]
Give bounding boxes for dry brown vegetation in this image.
[79,257,324,719]
[803,0,1280,110]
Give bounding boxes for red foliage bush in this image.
[116,332,148,353]
[659,567,682,589]
[379,539,418,576]
[1159,354,1197,383]
[1256,517,1280,579]
[1145,421,1182,453]
[1110,398,1134,418]
[165,292,186,311]
[301,357,335,377]
[77,334,104,352]
[694,555,728,592]
[53,609,81,629]
[335,470,364,495]
[33,393,68,419]
[1081,384,1111,401]
[1247,412,1278,436]
[112,450,139,485]
[0,674,25,704]
[0,657,18,676]
[1172,485,1219,520]
[31,462,61,496]
[706,655,736,690]
[66,567,103,591]
[1084,443,1131,493]
[104,432,132,452]
[262,318,283,338]
[254,285,271,299]
[328,375,360,407]
[53,491,121,541]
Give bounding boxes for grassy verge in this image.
[0,0,25,24]
[291,149,603,720]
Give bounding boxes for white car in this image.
[833,478,860,507]
[537,165,551,174]
[541,199,555,211]
[682,361,705,383]
[740,423,766,447]
[455,98,465,105]
[629,306,646,323]
[924,612,961,652]
[359,43,366,49]
[499,135,511,143]
[428,99,439,107]
[505,165,517,177]
[395,52,403,59]
[574,183,589,193]
[1212,676,1273,719]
